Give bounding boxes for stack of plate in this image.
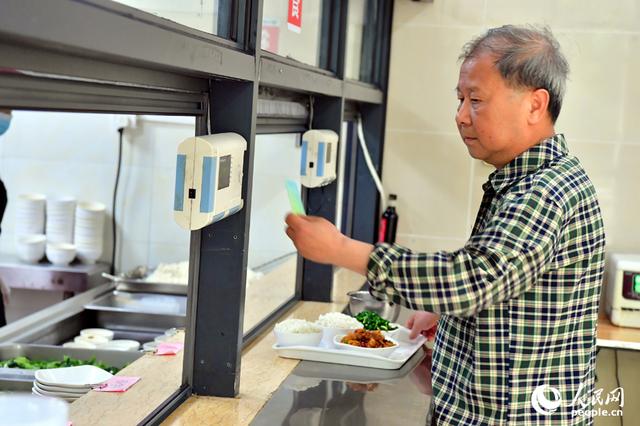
[74,202,105,264]
[46,197,76,244]
[15,193,46,238]
[33,365,113,403]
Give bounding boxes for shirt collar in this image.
[484,134,569,194]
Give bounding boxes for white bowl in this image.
[274,329,323,347]
[384,325,419,343]
[333,334,399,358]
[46,243,76,266]
[101,339,140,351]
[0,394,69,426]
[16,234,46,263]
[80,328,114,341]
[77,246,102,264]
[74,335,108,346]
[77,201,106,212]
[62,341,97,350]
[319,326,361,348]
[35,365,113,388]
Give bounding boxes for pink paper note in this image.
[93,376,141,393]
[156,342,184,356]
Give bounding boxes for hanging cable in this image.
[356,116,387,210]
[111,127,124,275]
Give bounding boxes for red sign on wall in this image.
[287,0,302,33]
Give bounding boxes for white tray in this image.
[274,328,427,370]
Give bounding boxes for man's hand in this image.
[285,214,345,265]
[406,311,440,340]
[0,278,10,306]
[285,214,374,275]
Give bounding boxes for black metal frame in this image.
[0,0,395,421]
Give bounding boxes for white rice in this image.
[274,319,321,334]
[315,312,362,329]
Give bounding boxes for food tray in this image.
[274,327,427,370]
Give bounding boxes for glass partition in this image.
[345,0,367,80]
[243,133,301,333]
[112,0,233,38]
[261,0,325,67]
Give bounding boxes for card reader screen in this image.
[218,155,231,190]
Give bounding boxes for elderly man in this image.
[286,25,605,425]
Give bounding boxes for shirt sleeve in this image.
[367,189,564,318]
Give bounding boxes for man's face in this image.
[455,53,529,168]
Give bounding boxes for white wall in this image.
[384,0,640,255]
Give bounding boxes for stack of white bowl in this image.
[62,328,140,351]
[46,197,75,244]
[74,202,105,264]
[15,193,46,237]
[33,365,113,402]
[15,194,47,263]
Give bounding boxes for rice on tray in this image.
[315,312,362,329]
[274,319,321,334]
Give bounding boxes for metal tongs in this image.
[102,265,149,282]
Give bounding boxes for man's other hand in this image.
[407,311,440,340]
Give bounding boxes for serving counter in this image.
[2,269,435,425]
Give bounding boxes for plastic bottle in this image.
[378,194,398,244]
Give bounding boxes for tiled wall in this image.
[385,0,640,255]
[384,1,640,423]
[0,112,194,272]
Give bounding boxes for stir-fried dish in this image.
[341,329,396,348]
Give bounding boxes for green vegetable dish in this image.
[0,355,120,375]
[355,311,398,331]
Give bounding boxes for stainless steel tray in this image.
[85,291,186,316]
[102,272,188,295]
[0,343,143,391]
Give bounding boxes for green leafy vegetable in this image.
[355,311,398,331]
[0,356,119,374]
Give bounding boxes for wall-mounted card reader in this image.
[300,129,339,188]
[174,133,247,230]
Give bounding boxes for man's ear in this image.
[528,88,550,124]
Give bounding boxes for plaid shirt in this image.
[368,134,605,425]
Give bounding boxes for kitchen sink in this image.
[10,290,186,346]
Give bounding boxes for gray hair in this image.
[459,25,569,123]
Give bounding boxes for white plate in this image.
[274,333,427,370]
[32,387,79,403]
[35,365,112,388]
[33,383,87,399]
[34,380,90,394]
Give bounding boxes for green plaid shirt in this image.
[368,134,605,425]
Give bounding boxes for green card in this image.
[285,179,305,215]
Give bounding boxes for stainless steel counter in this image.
[251,348,435,426]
